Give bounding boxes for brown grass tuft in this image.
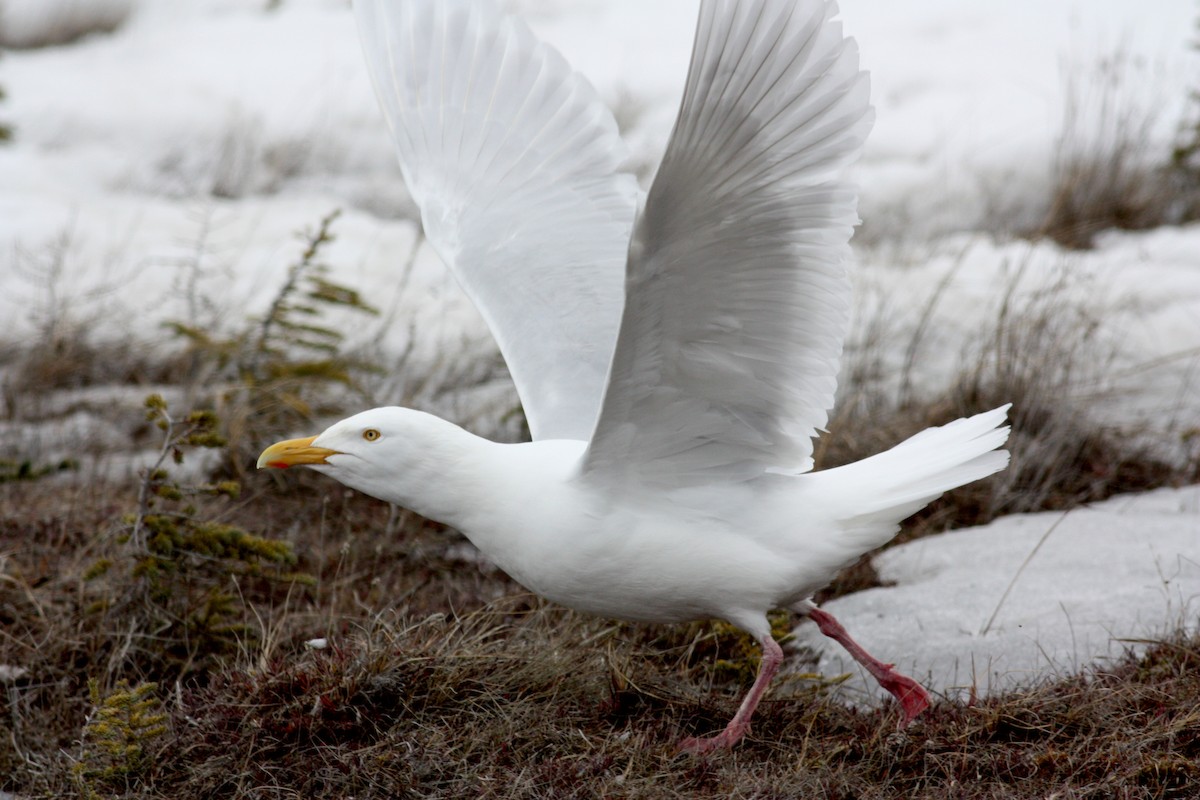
[819,256,1198,549]
[0,0,133,50]
[1030,49,1200,249]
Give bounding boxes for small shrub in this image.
[73,680,167,797]
[169,210,379,476]
[87,394,309,675]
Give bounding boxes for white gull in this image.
[258,0,1010,753]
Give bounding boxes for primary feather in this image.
[355,0,637,440]
[583,0,873,487]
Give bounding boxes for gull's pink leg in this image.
[807,607,930,726]
[678,634,783,755]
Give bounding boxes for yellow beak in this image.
[256,435,340,469]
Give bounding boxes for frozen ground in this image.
[1,0,1198,698]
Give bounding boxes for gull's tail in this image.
[815,404,1011,549]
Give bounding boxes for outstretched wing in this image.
[355,0,637,440]
[582,0,872,487]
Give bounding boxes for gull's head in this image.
[256,407,452,505]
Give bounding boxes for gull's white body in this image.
[261,0,1012,750]
[328,427,800,626]
[304,403,1009,635]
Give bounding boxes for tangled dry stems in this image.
[3,478,1199,798]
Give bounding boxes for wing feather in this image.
[582,0,872,487]
[355,0,637,440]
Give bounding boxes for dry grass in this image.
[819,255,1197,538]
[0,341,1193,798]
[0,0,133,50]
[2,477,1199,799]
[855,45,1200,249]
[808,251,1199,598]
[1030,49,1200,249]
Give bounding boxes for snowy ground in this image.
[794,485,1200,703]
[2,0,1198,699]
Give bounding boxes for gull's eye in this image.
[362,428,381,442]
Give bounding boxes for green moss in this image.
[709,609,794,683]
[83,558,113,581]
[74,680,167,794]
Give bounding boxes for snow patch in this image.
[794,486,1200,702]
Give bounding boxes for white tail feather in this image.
[815,404,1011,548]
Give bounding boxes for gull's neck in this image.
[368,414,503,533]
[327,410,585,576]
